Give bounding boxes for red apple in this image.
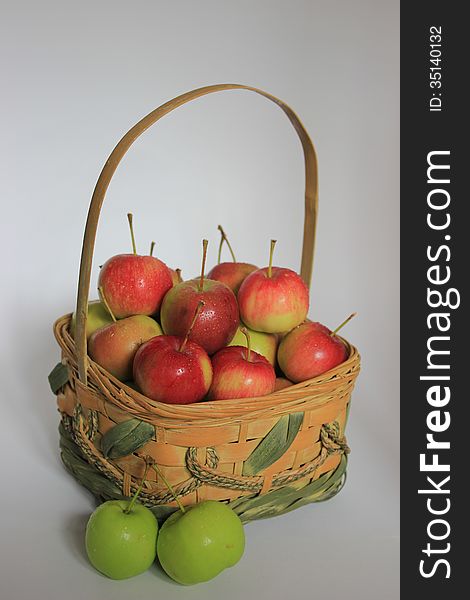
[98,214,172,318]
[207,224,256,294]
[161,240,239,355]
[238,240,309,333]
[208,262,257,295]
[208,328,276,400]
[133,302,212,404]
[88,315,163,381]
[277,314,355,382]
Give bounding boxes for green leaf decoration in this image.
[48,362,69,394]
[100,418,154,459]
[58,418,347,524]
[59,422,123,500]
[242,412,304,476]
[231,455,348,522]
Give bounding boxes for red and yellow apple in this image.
[277,320,349,382]
[207,225,257,295]
[88,315,163,380]
[161,240,239,355]
[133,336,212,405]
[238,240,309,333]
[133,301,213,404]
[98,214,173,318]
[208,330,276,400]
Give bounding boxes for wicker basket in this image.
[51,84,360,523]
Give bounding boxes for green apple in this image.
[228,324,278,366]
[157,500,245,585]
[70,300,113,340]
[85,500,158,580]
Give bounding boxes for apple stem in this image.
[217,225,237,263]
[98,286,117,322]
[152,463,186,513]
[149,241,155,256]
[175,268,182,283]
[331,312,357,337]
[268,239,277,278]
[124,460,151,514]
[240,327,252,362]
[179,300,205,352]
[198,239,209,292]
[127,213,137,255]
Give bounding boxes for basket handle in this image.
[75,83,319,383]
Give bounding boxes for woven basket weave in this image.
[51,84,360,523]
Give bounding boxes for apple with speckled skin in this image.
[134,302,212,404]
[88,315,162,381]
[98,214,172,318]
[278,319,351,382]
[208,329,275,400]
[238,240,309,334]
[161,240,239,355]
[208,261,257,295]
[86,499,158,580]
[157,500,245,585]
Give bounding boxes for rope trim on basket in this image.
[64,404,350,505]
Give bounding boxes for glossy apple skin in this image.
[228,325,277,366]
[238,267,309,333]
[277,321,348,382]
[85,500,158,580]
[207,262,257,295]
[88,316,163,381]
[157,500,245,585]
[70,300,113,340]
[208,346,276,400]
[160,279,239,355]
[133,335,212,404]
[98,254,173,318]
[274,376,293,391]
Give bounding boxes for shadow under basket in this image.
[50,84,361,523]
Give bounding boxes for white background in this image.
[1,1,399,599]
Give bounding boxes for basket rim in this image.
[54,313,360,426]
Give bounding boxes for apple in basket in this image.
[207,225,257,295]
[70,299,113,340]
[274,376,293,391]
[208,328,276,400]
[277,313,356,383]
[134,301,213,404]
[88,295,163,380]
[98,214,173,318]
[238,240,309,333]
[161,239,239,355]
[228,323,278,366]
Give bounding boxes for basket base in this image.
[59,421,347,524]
